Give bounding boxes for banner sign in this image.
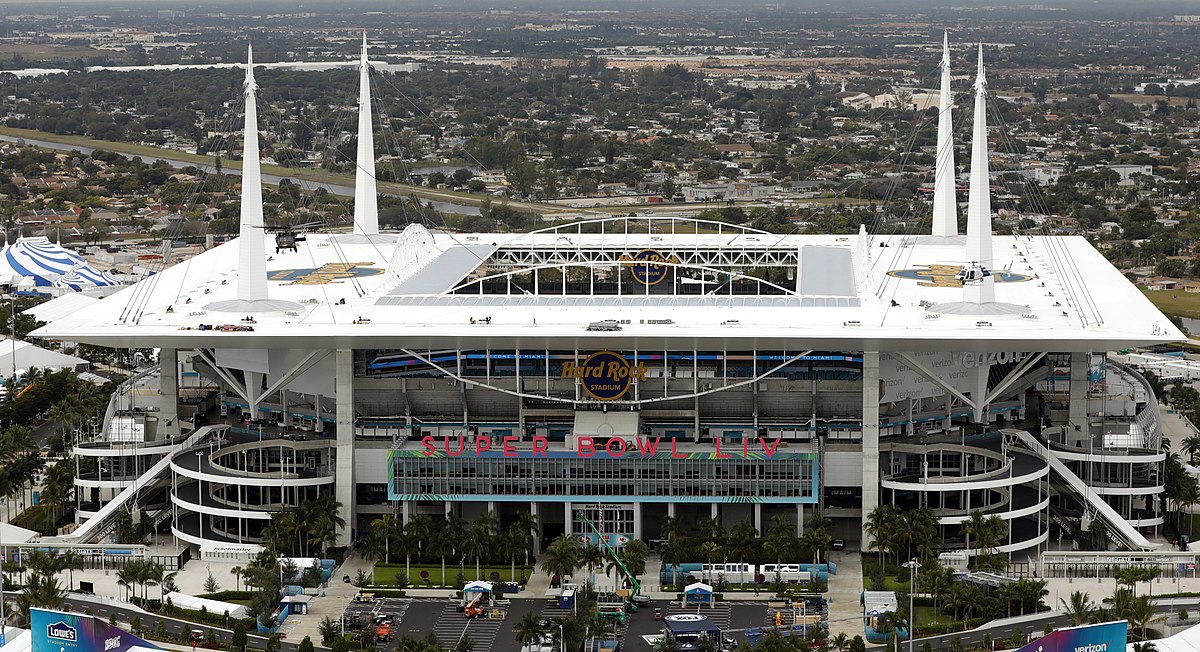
[31,608,160,652]
[1013,621,1127,652]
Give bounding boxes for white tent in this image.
[0,337,87,380]
[1130,622,1200,651]
[22,294,99,324]
[0,627,30,652]
[164,592,249,619]
[0,522,38,545]
[0,237,119,290]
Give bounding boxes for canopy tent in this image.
[0,237,120,290]
[463,581,493,593]
[164,592,249,619]
[0,338,87,380]
[683,582,714,606]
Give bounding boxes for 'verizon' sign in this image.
[562,351,649,400]
[1012,621,1127,652]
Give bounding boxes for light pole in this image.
[903,558,918,652]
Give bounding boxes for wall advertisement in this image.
[1013,621,1127,652]
[31,608,160,652]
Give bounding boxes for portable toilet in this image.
[558,587,576,609]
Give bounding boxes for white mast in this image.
[208,44,301,313]
[353,32,379,237]
[964,43,994,305]
[932,30,959,238]
[236,43,268,303]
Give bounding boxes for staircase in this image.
[1006,428,1157,551]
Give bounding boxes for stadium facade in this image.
[37,38,1184,561]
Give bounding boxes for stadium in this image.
[33,40,1185,563]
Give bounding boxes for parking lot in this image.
[339,595,826,651]
[338,596,412,651]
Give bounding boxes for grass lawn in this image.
[373,563,534,587]
[1142,289,1200,323]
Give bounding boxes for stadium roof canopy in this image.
[31,219,1182,354]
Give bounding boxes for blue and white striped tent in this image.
[0,237,120,290]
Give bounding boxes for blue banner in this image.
[31,609,160,652]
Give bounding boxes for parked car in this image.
[832,539,846,551]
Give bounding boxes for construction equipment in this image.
[464,591,486,618]
[576,510,642,599]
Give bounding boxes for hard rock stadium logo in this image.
[887,264,1033,288]
[267,262,384,285]
[618,249,678,286]
[562,351,649,401]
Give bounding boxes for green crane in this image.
[575,510,642,596]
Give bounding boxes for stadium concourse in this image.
[26,38,1188,583]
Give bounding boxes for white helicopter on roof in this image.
[953,260,1013,286]
[955,263,991,285]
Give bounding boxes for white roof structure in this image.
[0,337,87,379]
[0,237,120,289]
[0,522,39,544]
[163,592,249,619]
[863,591,899,615]
[22,293,100,324]
[29,224,1183,353]
[0,628,30,652]
[684,582,713,593]
[1128,622,1200,651]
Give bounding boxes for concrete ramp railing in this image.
[1005,429,1158,551]
[63,424,229,543]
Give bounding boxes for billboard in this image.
[1014,621,1127,652]
[31,608,160,652]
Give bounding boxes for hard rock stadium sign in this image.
[562,351,649,401]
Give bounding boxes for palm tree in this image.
[428,522,456,587]
[865,504,899,567]
[466,511,498,580]
[512,611,545,649]
[699,541,722,580]
[1126,595,1162,641]
[539,536,579,587]
[143,561,164,601]
[60,550,84,591]
[510,510,539,566]
[1182,434,1200,465]
[799,522,832,566]
[904,507,939,561]
[660,535,687,587]
[408,513,434,563]
[1060,590,1094,626]
[726,519,757,585]
[372,513,400,565]
[231,566,244,592]
[579,543,605,588]
[16,572,65,625]
[360,531,388,577]
[829,632,850,652]
[618,539,649,585]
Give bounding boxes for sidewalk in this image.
[825,550,864,641]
